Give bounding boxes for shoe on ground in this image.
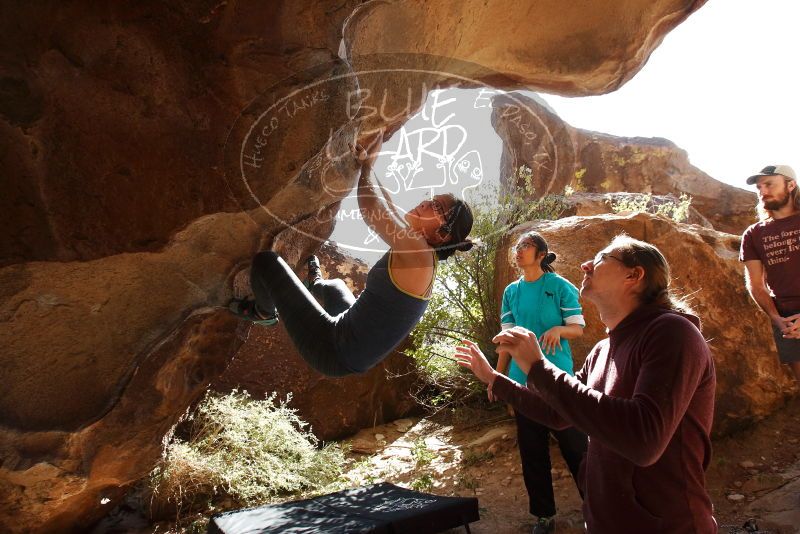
[231,267,255,300]
[227,298,278,326]
[306,255,322,287]
[532,516,555,534]
[742,519,759,533]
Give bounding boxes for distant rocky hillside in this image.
[491,92,755,235]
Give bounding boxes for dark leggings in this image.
[515,410,587,518]
[250,251,357,376]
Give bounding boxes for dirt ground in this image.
[338,396,800,534]
[96,396,800,533]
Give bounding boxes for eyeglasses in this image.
[514,241,536,252]
[430,198,446,220]
[592,252,625,266]
[428,198,455,237]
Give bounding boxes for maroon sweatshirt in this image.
[492,305,717,533]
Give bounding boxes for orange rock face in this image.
[345,0,707,96]
[0,0,711,531]
[0,308,241,533]
[0,1,360,265]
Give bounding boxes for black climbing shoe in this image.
[228,298,278,326]
[741,519,759,533]
[532,516,555,534]
[306,255,322,287]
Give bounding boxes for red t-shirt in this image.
[740,212,800,314]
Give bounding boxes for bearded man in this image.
[740,165,800,382]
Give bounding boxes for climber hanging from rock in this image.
[228,134,475,376]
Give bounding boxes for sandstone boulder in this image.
[0,204,348,532]
[0,211,257,533]
[1,1,707,266]
[344,0,707,96]
[494,212,796,437]
[0,305,241,533]
[0,1,363,266]
[491,92,755,235]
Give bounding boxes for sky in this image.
[540,0,799,188]
[329,0,799,260]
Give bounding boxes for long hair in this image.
[516,231,557,273]
[433,195,474,261]
[607,234,692,314]
[757,176,800,221]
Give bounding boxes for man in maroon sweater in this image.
[456,236,717,533]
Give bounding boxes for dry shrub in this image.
[147,390,346,522]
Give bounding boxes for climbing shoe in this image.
[306,255,322,287]
[532,516,555,534]
[227,298,278,326]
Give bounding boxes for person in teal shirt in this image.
[495,231,588,534]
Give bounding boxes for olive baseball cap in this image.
[746,165,796,185]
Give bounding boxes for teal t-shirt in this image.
[500,272,585,384]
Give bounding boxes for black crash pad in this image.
[207,482,480,533]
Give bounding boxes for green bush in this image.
[148,390,346,518]
[411,438,435,468]
[410,473,434,492]
[611,192,692,223]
